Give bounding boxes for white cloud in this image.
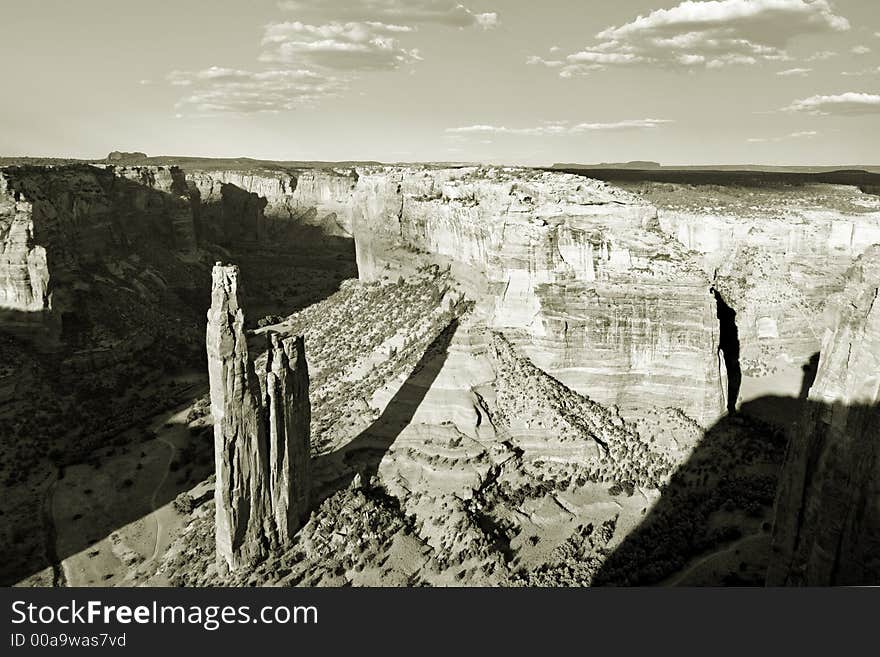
[783,92,880,115]
[851,45,871,55]
[841,66,880,76]
[167,67,344,114]
[260,21,422,70]
[747,129,818,143]
[167,1,498,114]
[531,0,850,77]
[776,67,812,76]
[806,49,837,60]
[277,1,498,29]
[446,119,673,136]
[526,55,565,68]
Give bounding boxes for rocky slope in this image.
[767,247,880,585]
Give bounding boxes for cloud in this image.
[841,66,880,76]
[167,1,497,114]
[776,67,812,76]
[747,130,818,143]
[446,119,673,136]
[851,45,871,55]
[260,21,422,70]
[782,92,880,115]
[806,49,837,60]
[530,0,850,77]
[277,1,498,29]
[167,67,344,114]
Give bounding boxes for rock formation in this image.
[207,263,311,571]
[265,333,311,540]
[0,173,50,313]
[187,168,357,245]
[767,247,880,585]
[106,151,147,163]
[645,183,880,382]
[350,167,725,425]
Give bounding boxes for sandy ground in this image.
[46,375,209,587]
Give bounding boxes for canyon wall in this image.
[186,168,357,245]
[0,165,199,346]
[207,263,311,571]
[0,164,359,351]
[767,247,880,585]
[653,189,880,379]
[350,167,726,425]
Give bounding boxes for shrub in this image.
[172,493,195,515]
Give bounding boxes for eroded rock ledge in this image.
[207,263,311,571]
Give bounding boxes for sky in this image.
[1,0,879,165]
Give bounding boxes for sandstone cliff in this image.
[644,183,880,381]
[350,167,725,425]
[207,263,311,571]
[767,247,880,585]
[187,168,357,245]
[0,165,201,347]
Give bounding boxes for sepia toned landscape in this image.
[1,0,879,589]
[1,158,878,587]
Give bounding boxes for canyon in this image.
[1,160,878,586]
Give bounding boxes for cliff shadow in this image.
[712,287,741,414]
[311,319,459,504]
[195,181,358,324]
[593,387,880,586]
[798,352,820,400]
[593,396,793,586]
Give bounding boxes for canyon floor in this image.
[2,162,878,587]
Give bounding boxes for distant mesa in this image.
[106,151,147,163]
[553,161,662,170]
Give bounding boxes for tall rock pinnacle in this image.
[206,263,311,572]
[265,333,311,542]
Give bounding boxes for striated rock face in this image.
[0,175,49,313]
[207,263,311,571]
[188,168,357,244]
[265,333,311,541]
[646,184,880,381]
[351,167,725,425]
[0,164,359,350]
[0,165,200,346]
[767,247,880,585]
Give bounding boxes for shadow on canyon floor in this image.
[311,319,459,504]
[594,396,791,586]
[594,383,879,586]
